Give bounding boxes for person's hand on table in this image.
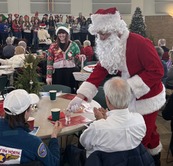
[67,94,85,112]
[93,107,108,120]
[51,121,62,138]
[46,78,52,85]
[79,54,86,61]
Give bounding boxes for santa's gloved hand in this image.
[46,78,52,85]
[67,96,83,112]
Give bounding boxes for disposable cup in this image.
[27,117,35,130]
[49,90,57,101]
[51,108,60,121]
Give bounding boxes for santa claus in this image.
[68,7,165,166]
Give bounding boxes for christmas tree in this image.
[14,53,43,94]
[129,7,147,37]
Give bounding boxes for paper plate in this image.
[83,64,96,73]
[79,100,101,113]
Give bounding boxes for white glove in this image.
[46,78,52,85]
[67,96,83,112]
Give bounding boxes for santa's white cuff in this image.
[127,75,150,99]
[77,82,98,102]
[147,142,162,155]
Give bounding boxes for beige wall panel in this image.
[92,4,131,14]
[93,0,131,3]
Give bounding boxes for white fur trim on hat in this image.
[4,89,39,115]
[77,81,98,102]
[56,26,70,35]
[88,11,128,35]
[40,24,46,28]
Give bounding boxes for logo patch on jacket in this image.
[0,146,22,164]
[38,143,47,158]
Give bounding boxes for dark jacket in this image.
[162,94,173,132]
[3,44,15,58]
[0,119,60,165]
[85,144,155,166]
[162,94,173,155]
[161,46,170,62]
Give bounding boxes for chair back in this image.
[85,144,155,166]
[85,61,97,66]
[0,75,8,94]
[93,86,107,109]
[41,84,72,93]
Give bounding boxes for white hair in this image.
[83,40,91,47]
[103,77,131,109]
[158,39,166,46]
[18,41,27,49]
[6,37,13,45]
[155,46,164,59]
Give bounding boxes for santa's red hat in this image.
[88,7,128,35]
[39,23,46,29]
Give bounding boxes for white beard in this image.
[95,32,125,74]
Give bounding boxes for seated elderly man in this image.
[80,77,146,158]
[0,45,25,68]
[3,37,15,59]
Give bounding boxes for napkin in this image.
[59,94,76,100]
[48,112,65,121]
[50,115,93,127]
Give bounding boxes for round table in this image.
[33,95,100,139]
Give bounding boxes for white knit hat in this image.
[4,89,39,115]
[88,7,128,35]
[56,26,70,35]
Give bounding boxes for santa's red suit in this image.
[77,32,165,155]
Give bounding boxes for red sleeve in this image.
[86,63,108,88]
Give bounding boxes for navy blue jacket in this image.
[85,144,155,166]
[0,119,60,166]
